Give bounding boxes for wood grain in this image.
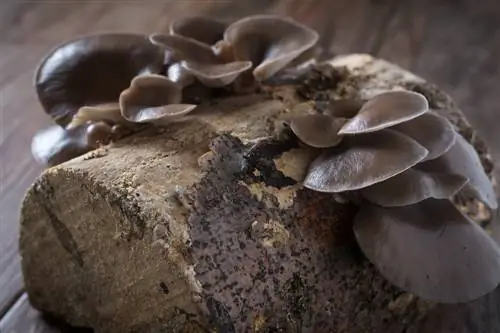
[2,0,500,331]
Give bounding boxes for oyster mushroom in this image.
[359,168,468,207]
[119,74,197,125]
[223,15,319,81]
[320,98,365,118]
[181,60,253,87]
[32,122,111,166]
[167,62,196,88]
[68,102,129,128]
[35,33,164,127]
[353,199,500,303]
[169,16,228,46]
[392,111,456,161]
[149,33,219,64]
[338,90,429,135]
[303,129,429,192]
[418,134,498,210]
[289,114,347,148]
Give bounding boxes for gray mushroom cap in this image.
[149,33,219,64]
[169,16,228,46]
[35,33,164,127]
[223,15,319,81]
[359,168,468,207]
[119,74,197,125]
[418,133,498,210]
[353,199,500,303]
[181,60,253,87]
[392,111,456,161]
[338,90,429,135]
[303,129,429,193]
[31,122,111,166]
[290,114,347,148]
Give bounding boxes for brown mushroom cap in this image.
[181,60,253,87]
[149,33,220,64]
[353,199,500,303]
[223,15,319,81]
[35,33,164,127]
[392,111,456,161]
[67,102,130,128]
[359,168,467,207]
[303,129,429,192]
[31,122,111,166]
[119,74,196,125]
[290,114,347,148]
[418,133,498,209]
[169,16,228,46]
[338,90,429,135]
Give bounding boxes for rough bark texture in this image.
[19,54,500,333]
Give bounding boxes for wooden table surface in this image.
[1,0,500,331]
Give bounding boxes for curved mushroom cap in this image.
[392,111,456,161]
[223,15,319,81]
[167,62,196,88]
[35,33,164,127]
[290,114,347,148]
[67,102,129,128]
[31,122,111,166]
[360,168,467,207]
[170,16,228,46]
[353,199,500,303]
[338,91,429,135]
[149,33,220,64]
[303,129,429,193]
[418,134,498,209]
[119,74,196,125]
[181,60,252,87]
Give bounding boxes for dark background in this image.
[1,0,500,330]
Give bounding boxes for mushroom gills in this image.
[353,199,500,303]
[289,113,347,148]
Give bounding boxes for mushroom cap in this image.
[418,133,498,210]
[392,111,456,161]
[303,129,429,193]
[290,114,347,148]
[223,15,319,81]
[181,60,253,87]
[119,74,196,125]
[31,122,111,166]
[353,199,500,303]
[67,102,129,128]
[169,16,228,46]
[359,168,468,207]
[338,90,429,135]
[35,33,164,127]
[149,33,220,64]
[167,62,196,88]
[320,98,365,118]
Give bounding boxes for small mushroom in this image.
[418,133,498,210]
[67,102,129,128]
[31,122,111,166]
[289,114,347,148]
[35,33,164,127]
[353,199,500,303]
[223,15,319,81]
[392,111,456,161]
[169,16,228,46]
[338,90,429,135]
[303,129,429,193]
[119,74,197,125]
[181,60,253,87]
[149,33,219,64]
[359,168,467,207]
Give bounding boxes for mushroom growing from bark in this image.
[289,89,500,302]
[35,33,164,127]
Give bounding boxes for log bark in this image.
[19,54,500,333]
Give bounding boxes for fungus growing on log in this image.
[23,14,500,333]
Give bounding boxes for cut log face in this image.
[20,54,499,333]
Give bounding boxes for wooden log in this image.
[19,54,499,333]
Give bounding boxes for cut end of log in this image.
[20,54,499,333]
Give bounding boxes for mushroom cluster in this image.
[289,90,500,303]
[31,15,319,166]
